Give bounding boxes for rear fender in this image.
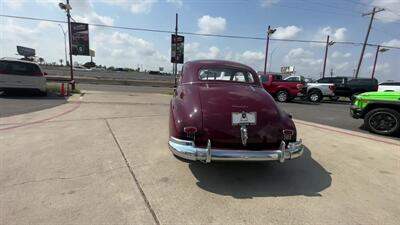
[170,85,203,139]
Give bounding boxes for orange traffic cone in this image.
[60,82,65,97]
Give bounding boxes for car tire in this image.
[38,91,47,96]
[364,108,400,136]
[276,90,289,102]
[308,90,322,103]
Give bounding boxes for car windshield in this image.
[199,68,255,83]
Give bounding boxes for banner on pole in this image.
[171,34,184,64]
[71,22,90,56]
[17,46,35,57]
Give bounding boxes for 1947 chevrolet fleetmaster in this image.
[168,60,303,163]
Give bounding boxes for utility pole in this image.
[66,0,75,90]
[354,7,384,78]
[322,35,335,78]
[263,25,276,75]
[371,45,389,79]
[330,68,333,77]
[173,13,178,88]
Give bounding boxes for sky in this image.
[0,0,399,82]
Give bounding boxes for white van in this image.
[0,58,47,95]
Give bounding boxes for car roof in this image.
[0,58,40,65]
[184,59,255,72]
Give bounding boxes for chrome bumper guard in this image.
[168,137,304,163]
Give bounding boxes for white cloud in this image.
[369,62,391,74]
[74,12,114,26]
[260,0,280,7]
[198,15,226,34]
[239,51,264,61]
[369,0,400,23]
[381,39,400,48]
[311,26,347,47]
[2,0,24,9]
[272,26,302,39]
[363,52,373,58]
[331,51,352,58]
[185,42,200,54]
[196,46,220,59]
[100,0,157,14]
[130,0,157,14]
[166,0,183,7]
[285,48,312,59]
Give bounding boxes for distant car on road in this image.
[259,73,306,102]
[73,65,91,71]
[0,58,47,95]
[284,75,336,103]
[378,81,400,92]
[169,60,303,163]
[317,76,378,101]
[351,91,400,136]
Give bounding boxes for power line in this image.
[1,14,399,50]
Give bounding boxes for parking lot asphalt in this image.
[0,91,66,118]
[1,90,399,224]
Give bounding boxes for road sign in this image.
[71,22,90,56]
[17,46,35,57]
[171,34,184,64]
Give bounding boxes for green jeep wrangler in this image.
[351,91,400,136]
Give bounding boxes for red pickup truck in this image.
[259,73,306,102]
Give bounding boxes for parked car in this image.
[258,73,306,102]
[317,76,378,101]
[378,81,400,92]
[0,58,47,95]
[169,60,304,163]
[350,91,400,136]
[284,75,336,103]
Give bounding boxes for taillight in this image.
[296,84,304,90]
[183,127,197,133]
[329,85,336,91]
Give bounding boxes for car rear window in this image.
[1,61,41,76]
[199,68,255,83]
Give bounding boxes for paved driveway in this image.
[0,90,399,224]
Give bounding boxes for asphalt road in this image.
[0,84,398,139]
[0,91,66,118]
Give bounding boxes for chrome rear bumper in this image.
[168,137,303,163]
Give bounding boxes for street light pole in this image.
[322,35,335,78]
[66,0,75,90]
[263,26,276,75]
[371,45,389,79]
[58,24,67,66]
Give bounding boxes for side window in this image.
[318,78,329,83]
[286,77,298,81]
[260,75,268,83]
[6,62,40,76]
[0,61,7,73]
[273,75,282,81]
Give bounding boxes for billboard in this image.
[171,34,184,64]
[71,22,89,56]
[17,46,35,57]
[280,66,295,74]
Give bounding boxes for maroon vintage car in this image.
[169,60,303,163]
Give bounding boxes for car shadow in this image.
[188,147,331,199]
[0,90,63,99]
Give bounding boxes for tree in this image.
[38,58,45,65]
[59,59,63,66]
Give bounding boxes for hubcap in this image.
[310,94,319,101]
[278,93,287,101]
[369,112,398,133]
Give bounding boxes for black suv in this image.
[317,77,378,101]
